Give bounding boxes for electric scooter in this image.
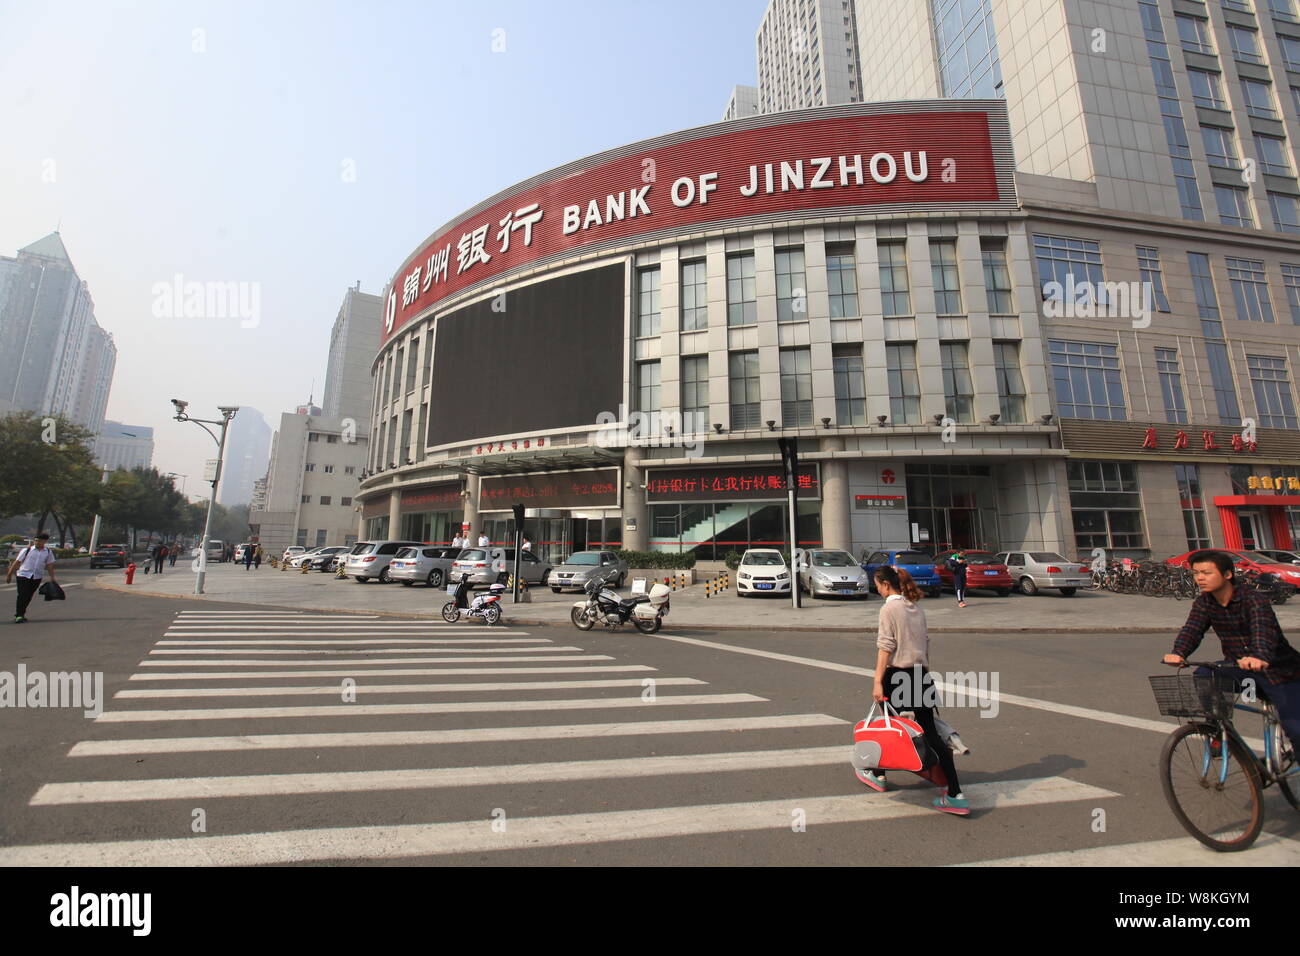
[442,574,505,625]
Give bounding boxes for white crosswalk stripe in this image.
[5,608,1136,865]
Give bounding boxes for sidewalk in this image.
[88,563,1300,633]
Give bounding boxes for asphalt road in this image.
[1,575,1298,867]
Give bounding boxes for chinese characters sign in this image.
[400,482,461,513]
[1140,427,1258,453]
[645,465,821,502]
[472,436,547,456]
[383,108,1007,343]
[479,469,620,511]
[1246,475,1300,492]
[855,494,905,510]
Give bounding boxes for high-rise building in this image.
[95,421,155,471]
[723,84,761,121]
[217,407,271,506]
[322,285,381,425]
[755,0,863,113]
[0,232,116,434]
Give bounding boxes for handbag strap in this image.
[865,698,898,729]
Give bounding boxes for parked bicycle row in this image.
[1092,548,1300,604]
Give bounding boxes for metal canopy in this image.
[433,446,623,476]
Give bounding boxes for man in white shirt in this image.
[452,534,464,549]
[6,532,58,624]
[477,532,489,548]
[521,536,532,553]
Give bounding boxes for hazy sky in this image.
[1,0,765,495]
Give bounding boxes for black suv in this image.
[90,544,129,568]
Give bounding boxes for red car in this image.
[1167,550,1300,590]
[933,550,1013,596]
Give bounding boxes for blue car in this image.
[860,548,943,597]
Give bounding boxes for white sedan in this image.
[736,548,791,596]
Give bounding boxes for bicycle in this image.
[1149,660,1299,851]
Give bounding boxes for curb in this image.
[87,577,1179,634]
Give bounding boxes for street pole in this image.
[511,504,524,603]
[171,401,238,596]
[779,437,801,610]
[87,466,110,554]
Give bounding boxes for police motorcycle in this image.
[571,577,671,634]
[442,573,504,626]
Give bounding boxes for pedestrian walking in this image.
[253,545,263,569]
[243,545,254,571]
[947,551,969,608]
[6,532,59,624]
[521,536,532,553]
[154,544,168,574]
[860,565,969,815]
[477,532,489,548]
[168,543,178,567]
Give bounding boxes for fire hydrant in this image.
[125,563,136,585]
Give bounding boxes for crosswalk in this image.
[0,608,1127,865]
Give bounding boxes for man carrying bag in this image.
[6,532,59,624]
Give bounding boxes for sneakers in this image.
[13,616,26,624]
[934,794,970,816]
[856,769,889,792]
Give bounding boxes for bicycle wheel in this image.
[1266,706,1300,812]
[1159,723,1264,851]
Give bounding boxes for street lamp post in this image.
[171,400,238,595]
[86,465,111,555]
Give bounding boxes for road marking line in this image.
[92,693,767,723]
[68,714,847,756]
[157,638,548,645]
[128,665,654,681]
[146,646,585,656]
[137,655,614,667]
[115,677,705,698]
[7,777,1116,863]
[650,633,1183,736]
[957,833,1300,866]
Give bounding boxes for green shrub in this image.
[0,534,24,545]
[723,550,743,571]
[52,548,78,559]
[615,549,696,570]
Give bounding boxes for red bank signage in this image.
[382,105,1011,343]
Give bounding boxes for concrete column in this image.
[387,489,402,540]
[820,436,851,551]
[461,473,480,540]
[622,447,647,551]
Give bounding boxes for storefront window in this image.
[649,502,821,558]
[1175,464,1210,551]
[905,463,995,551]
[402,511,463,544]
[364,517,389,540]
[1067,460,1143,549]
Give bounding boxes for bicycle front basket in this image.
[1148,673,1236,721]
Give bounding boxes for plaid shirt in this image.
[1174,586,1300,684]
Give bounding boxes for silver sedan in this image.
[997,551,1089,596]
[795,549,872,598]
[548,550,628,593]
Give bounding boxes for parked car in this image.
[286,546,323,568]
[932,550,1013,596]
[234,543,256,562]
[548,550,628,593]
[860,548,943,598]
[997,551,1090,596]
[282,546,307,564]
[1168,549,1300,592]
[794,549,871,598]
[389,546,464,588]
[1254,548,1300,566]
[736,548,791,596]
[90,544,129,569]
[449,547,552,588]
[343,540,424,583]
[301,546,349,571]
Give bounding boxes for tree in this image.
[0,412,104,544]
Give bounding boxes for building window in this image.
[726,254,757,326]
[729,351,761,430]
[341,497,353,506]
[1067,461,1144,550]
[405,340,419,393]
[1227,24,1264,63]
[320,496,332,506]
[391,348,404,402]
[981,239,1013,313]
[316,529,327,547]
[1241,78,1277,118]
[826,243,859,317]
[929,240,963,314]
[1175,464,1211,551]
[680,259,708,330]
[992,342,1027,423]
[1226,257,1275,322]
[636,266,661,337]
[832,345,866,425]
[1049,340,1127,420]
[1282,264,1300,323]
[1247,354,1298,427]
[1269,192,1300,235]
[775,247,807,323]
[636,361,661,420]
[297,529,308,546]
[1188,69,1226,110]
[1156,347,1189,424]
[1282,35,1300,70]
[305,463,316,472]
[1214,186,1254,227]
[1201,126,1240,169]
[1293,86,1300,115]
[300,495,310,504]
[940,342,975,423]
[1223,1,1254,16]
[681,355,709,426]
[344,466,355,475]
[1254,135,1293,176]
[1033,234,1104,304]
[1271,0,1299,22]
[308,433,319,442]
[1206,342,1243,425]
[886,343,921,424]
[1137,246,1172,312]
[1190,252,1243,425]
[1175,15,1214,54]
[780,348,812,426]
[326,434,339,444]
[878,241,911,316]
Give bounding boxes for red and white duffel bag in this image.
[851,701,946,786]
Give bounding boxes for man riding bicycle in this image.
[1164,549,1300,757]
